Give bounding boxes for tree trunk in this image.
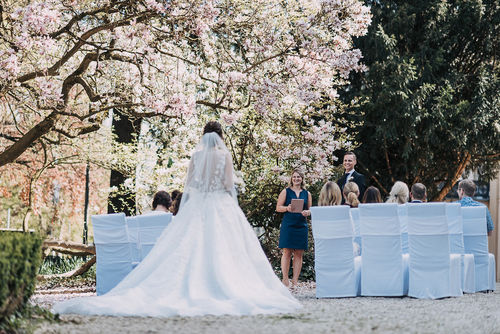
[107,110,141,216]
[42,239,96,256]
[38,256,96,279]
[22,210,31,232]
[433,152,471,201]
[357,160,389,195]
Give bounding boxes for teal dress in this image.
[278,188,308,250]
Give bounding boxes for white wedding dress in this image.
[53,133,301,317]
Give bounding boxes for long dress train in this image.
[53,133,301,317]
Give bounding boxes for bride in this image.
[53,121,301,317]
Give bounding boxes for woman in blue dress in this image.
[276,169,312,288]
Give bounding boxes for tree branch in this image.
[434,152,471,201]
[383,137,394,184]
[42,239,96,255]
[0,133,20,142]
[49,3,122,39]
[17,11,154,83]
[0,111,60,168]
[196,99,232,111]
[243,45,293,74]
[53,124,101,139]
[357,160,389,195]
[38,256,96,279]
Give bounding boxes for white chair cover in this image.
[407,203,462,299]
[359,203,408,296]
[91,213,132,295]
[445,203,475,293]
[350,208,362,255]
[311,206,361,298]
[397,204,409,253]
[462,206,496,292]
[489,253,496,291]
[136,212,173,260]
[446,203,465,253]
[125,216,141,269]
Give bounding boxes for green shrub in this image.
[0,231,42,324]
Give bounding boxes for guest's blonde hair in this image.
[343,182,360,208]
[319,181,342,206]
[386,181,409,204]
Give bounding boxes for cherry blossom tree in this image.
[1,0,370,165]
[1,0,371,234]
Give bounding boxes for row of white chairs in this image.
[311,203,496,299]
[91,212,173,295]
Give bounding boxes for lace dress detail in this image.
[188,150,231,193]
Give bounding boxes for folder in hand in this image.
[290,199,304,213]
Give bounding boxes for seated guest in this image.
[170,192,183,216]
[456,179,494,236]
[320,181,359,255]
[318,181,342,206]
[343,182,360,208]
[409,183,427,203]
[386,181,409,204]
[171,189,181,203]
[362,186,382,203]
[152,191,172,213]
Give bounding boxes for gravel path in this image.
[32,283,500,334]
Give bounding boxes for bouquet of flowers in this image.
[234,170,246,195]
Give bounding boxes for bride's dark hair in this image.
[203,121,223,139]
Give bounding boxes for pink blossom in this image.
[227,71,245,84]
[220,112,241,126]
[145,0,167,13]
[34,77,62,106]
[0,50,20,79]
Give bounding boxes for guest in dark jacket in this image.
[337,151,366,204]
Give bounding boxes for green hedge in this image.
[0,231,42,322]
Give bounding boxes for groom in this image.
[337,151,366,204]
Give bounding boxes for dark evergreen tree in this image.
[342,0,500,200]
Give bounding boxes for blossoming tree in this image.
[1,0,371,234]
